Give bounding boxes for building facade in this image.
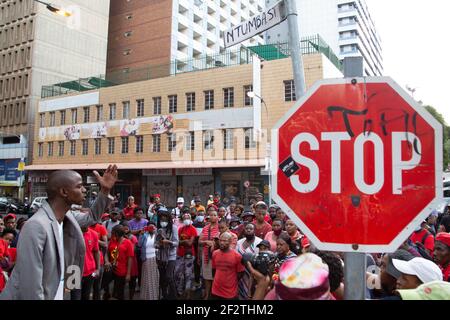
[107,0,266,76]
[0,0,110,198]
[265,0,383,76]
[29,43,342,207]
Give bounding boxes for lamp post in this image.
[33,0,72,17]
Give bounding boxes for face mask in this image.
[274,229,282,236]
[195,216,205,223]
[160,222,168,228]
[177,204,183,209]
[183,219,192,226]
[245,234,255,241]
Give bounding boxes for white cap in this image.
[177,197,185,204]
[392,257,443,284]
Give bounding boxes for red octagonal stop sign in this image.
[271,77,442,253]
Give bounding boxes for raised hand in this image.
[94,164,118,195]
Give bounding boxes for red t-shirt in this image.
[89,224,108,265]
[108,238,134,277]
[0,239,8,260]
[409,229,434,255]
[123,204,138,220]
[128,235,139,277]
[177,225,198,257]
[211,249,244,299]
[255,222,273,240]
[83,229,99,277]
[440,264,450,282]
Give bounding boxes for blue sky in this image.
[366,0,450,123]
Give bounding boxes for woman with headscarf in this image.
[155,207,179,300]
[138,222,159,300]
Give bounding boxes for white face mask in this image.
[160,222,168,228]
[183,219,192,226]
[195,216,205,223]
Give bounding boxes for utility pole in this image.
[285,0,306,99]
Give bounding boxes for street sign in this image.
[271,77,442,253]
[223,0,287,48]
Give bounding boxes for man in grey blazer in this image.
[0,164,118,300]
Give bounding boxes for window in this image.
[96,105,103,121]
[153,97,161,115]
[109,103,116,120]
[39,113,45,127]
[38,143,43,157]
[135,135,143,153]
[122,101,130,119]
[152,135,161,152]
[83,107,90,123]
[284,80,296,102]
[245,128,256,149]
[60,110,66,125]
[49,112,55,126]
[121,137,129,154]
[204,90,214,110]
[82,139,88,155]
[186,92,195,112]
[70,141,76,156]
[168,95,177,113]
[108,138,115,154]
[185,132,195,151]
[168,133,176,152]
[244,85,253,106]
[204,130,214,150]
[93,138,101,155]
[58,141,64,156]
[136,99,144,117]
[71,108,77,124]
[223,129,233,149]
[47,142,54,156]
[223,87,234,108]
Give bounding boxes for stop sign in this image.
[271,77,442,253]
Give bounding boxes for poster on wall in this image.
[63,125,81,140]
[0,159,20,182]
[151,115,173,134]
[120,119,139,136]
[90,122,108,138]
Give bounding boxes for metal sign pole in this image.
[343,56,367,300]
[285,0,306,99]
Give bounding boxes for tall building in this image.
[0,0,110,198]
[107,0,266,76]
[29,39,342,205]
[265,0,383,76]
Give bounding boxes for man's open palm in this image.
[94,164,118,193]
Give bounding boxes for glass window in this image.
[108,137,115,154]
[204,90,214,110]
[38,143,43,157]
[223,87,234,108]
[136,135,143,153]
[223,129,233,149]
[284,80,296,102]
[60,110,66,125]
[82,139,88,155]
[152,135,161,152]
[47,142,53,156]
[95,138,101,155]
[49,112,55,126]
[70,141,76,156]
[245,128,256,149]
[83,107,90,123]
[137,99,144,117]
[204,130,214,150]
[58,141,64,156]
[168,133,176,152]
[123,101,130,119]
[96,105,103,121]
[185,132,195,151]
[109,103,116,120]
[121,137,129,154]
[153,97,161,115]
[186,92,195,112]
[169,95,177,113]
[244,85,253,106]
[71,108,77,124]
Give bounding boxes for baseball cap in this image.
[397,281,450,300]
[101,213,110,220]
[4,213,16,221]
[385,249,415,279]
[257,240,271,249]
[255,201,268,209]
[436,232,450,247]
[177,197,184,203]
[392,257,443,284]
[110,208,121,215]
[157,206,170,215]
[275,253,332,300]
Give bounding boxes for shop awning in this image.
[25,159,265,171]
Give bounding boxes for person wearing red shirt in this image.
[1,229,16,275]
[254,202,272,240]
[434,232,450,282]
[218,220,237,250]
[175,213,198,299]
[89,222,108,300]
[122,222,139,300]
[122,196,138,220]
[0,236,10,293]
[409,222,435,256]
[77,224,100,300]
[106,225,134,300]
[211,232,245,299]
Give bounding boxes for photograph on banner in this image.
[64,125,81,140]
[90,122,108,138]
[151,115,174,134]
[119,119,140,136]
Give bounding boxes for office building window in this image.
[71,108,77,124]
[152,135,161,152]
[109,103,116,120]
[168,133,176,152]
[70,140,76,156]
[96,105,103,121]
[83,107,90,123]
[223,87,234,108]
[82,139,88,155]
[284,80,296,102]
[245,128,256,149]
[186,92,195,112]
[223,129,233,149]
[108,137,115,154]
[185,131,195,150]
[123,101,130,119]
[58,141,64,156]
[153,97,161,115]
[168,95,177,113]
[39,113,45,127]
[60,110,66,125]
[49,112,55,126]
[48,142,53,156]
[204,130,214,150]
[38,143,43,157]
[121,137,129,154]
[136,135,143,153]
[244,85,253,106]
[137,99,144,117]
[95,138,101,155]
[204,90,214,110]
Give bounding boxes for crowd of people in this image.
[1,186,450,300]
